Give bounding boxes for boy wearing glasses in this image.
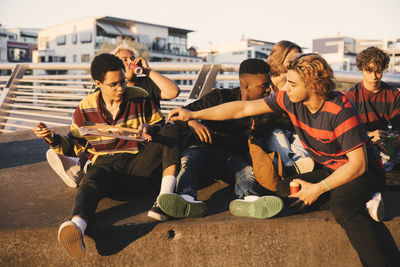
[168,53,399,266]
[33,54,181,258]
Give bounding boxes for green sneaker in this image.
[229,196,283,219]
[157,193,207,218]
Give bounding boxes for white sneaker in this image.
[46,149,81,188]
[58,221,86,258]
[366,192,385,222]
[293,157,315,174]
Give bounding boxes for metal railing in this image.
[1,62,400,133]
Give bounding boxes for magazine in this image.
[78,122,147,142]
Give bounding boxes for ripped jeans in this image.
[176,145,260,200]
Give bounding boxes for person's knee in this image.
[330,203,361,226]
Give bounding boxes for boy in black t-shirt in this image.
[168,53,399,267]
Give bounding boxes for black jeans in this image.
[276,166,400,267]
[72,124,181,222]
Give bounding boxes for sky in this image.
[0,0,399,50]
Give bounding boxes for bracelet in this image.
[322,180,333,191]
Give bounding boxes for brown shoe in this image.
[58,221,86,258]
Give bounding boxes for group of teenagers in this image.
[33,41,400,266]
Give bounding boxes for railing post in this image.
[186,64,221,105]
[198,64,221,99]
[0,64,28,133]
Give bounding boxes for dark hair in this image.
[356,46,390,73]
[239,58,270,75]
[286,53,336,99]
[90,53,125,82]
[267,40,302,77]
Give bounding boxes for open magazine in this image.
[78,122,147,142]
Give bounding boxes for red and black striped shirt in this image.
[345,82,400,131]
[264,91,370,170]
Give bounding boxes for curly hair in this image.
[286,53,336,99]
[356,46,390,73]
[267,40,302,77]
[90,54,125,83]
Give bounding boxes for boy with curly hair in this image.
[345,46,400,172]
[345,47,400,222]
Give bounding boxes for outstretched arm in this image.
[168,98,272,122]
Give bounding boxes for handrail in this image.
[1,62,400,133]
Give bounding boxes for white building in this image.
[37,16,201,75]
[198,38,275,88]
[0,25,39,64]
[313,36,400,72]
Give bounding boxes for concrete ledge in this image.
[1,128,399,267]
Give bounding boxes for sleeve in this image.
[390,87,400,131]
[344,86,356,103]
[50,106,88,157]
[263,91,286,114]
[142,95,163,125]
[184,89,224,111]
[334,105,368,154]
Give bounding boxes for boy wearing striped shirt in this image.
[33,54,181,258]
[345,46,400,172]
[168,53,399,267]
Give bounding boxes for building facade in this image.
[198,38,275,88]
[37,16,201,73]
[313,36,400,72]
[0,25,39,64]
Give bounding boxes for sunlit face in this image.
[114,49,136,70]
[240,73,271,101]
[284,70,310,103]
[95,69,126,102]
[361,63,383,89]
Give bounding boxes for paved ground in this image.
[0,127,399,266]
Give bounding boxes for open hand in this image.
[188,120,212,143]
[167,107,193,122]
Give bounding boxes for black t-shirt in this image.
[135,76,162,108]
[185,87,280,155]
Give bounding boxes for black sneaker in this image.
[147,202,169,221]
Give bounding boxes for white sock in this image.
[243,195,260,202]
[159,175,176,195]
[181,194,195,202]
[71,216,87,235]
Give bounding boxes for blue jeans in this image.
[265,129,309,166]
[380,147,400,171]
[176,145,260,199]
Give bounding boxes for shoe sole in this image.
[229,196,283,219]
[147,209,168,222]
[157,194,207,218]
[46,150,78,188]
[58,221,85,258]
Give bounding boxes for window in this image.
[56,35,66,45]
[167,35,188,56]
[73,54,77,63]
[80,32,92,43]
[40,56,45,62]
[247,51,252,58]
[71,34,77,44]
[81,54,90,62]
